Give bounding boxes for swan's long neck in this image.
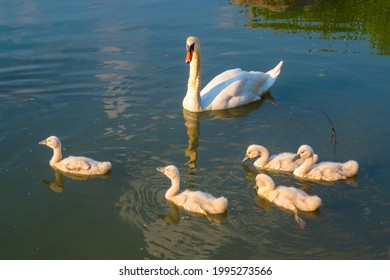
[50,145,62,166]
[257,176,275,198]
[165,173,181,200]
[184,50,202,112]
[293,156,313,177]
[254,146,269,167]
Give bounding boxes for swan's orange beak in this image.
[186,49,193,64]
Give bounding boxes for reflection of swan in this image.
[42,169,65,193]
[42,166,111,193]
[156,165,228,218]
[254,174,322,228]
[293,144,359,181]
[242,144,318,172]
[184,36,283,112]
[232,0,320,13]
[158,201,181,226]
[182,93,275,168]
[158,201,228,226]
[39,136,112,176]
[183,110,200,169]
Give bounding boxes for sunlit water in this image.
[1,0,389,259]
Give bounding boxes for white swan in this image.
[255,173,322,228]
[156,165,228,216]
[293,144,359,181]
[39,135,112,176]
[183,36,283,112]
[242,144,318,172]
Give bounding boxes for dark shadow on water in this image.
[42,168,111,193]
[231,0,390,55]
[232,0,322,13]
[183,92,276,169]
[42,169,65,193]
[158,201,228,227]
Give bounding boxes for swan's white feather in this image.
[39,135,112,176]
[255,173,322,228]
[157,165,228,215]
[293,144,358,181]
[184,36,283,112]
[242,144,317,172]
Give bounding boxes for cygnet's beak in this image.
[242,155,250,163]
[39,139,47,145]
[292,154,301,162]
[156,167,165,173]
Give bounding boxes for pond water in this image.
[1,0,389,260]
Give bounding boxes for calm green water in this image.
[1,0,389,259]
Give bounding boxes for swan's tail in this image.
[295,195,322,212]
[98,161,112,174]
[266,60,283,79]
[258,60,284,94]
[209,196,228,214]
[306,195,322,211]
[342,160,359,177]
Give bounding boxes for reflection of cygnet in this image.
[255,174,322,228]
[156,165,228,215]
[39,136,112,176]
[183,36,283,112]
[242,144,318,172]
[42,169,65,193]
[293,144,358,181]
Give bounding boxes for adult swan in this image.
[183,36,284,112]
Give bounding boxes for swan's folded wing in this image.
[267,190,279,203]
[268,152,298,171]
[201,69,271,110]
[200,68,244,96]
[62,156,92,171]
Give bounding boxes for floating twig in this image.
[322,111,337,155]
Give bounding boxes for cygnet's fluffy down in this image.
[293,144,358,181]
[255,174,322,228]
[156,165,228,216]
[242,144,318,172]
[39,135,112,176]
